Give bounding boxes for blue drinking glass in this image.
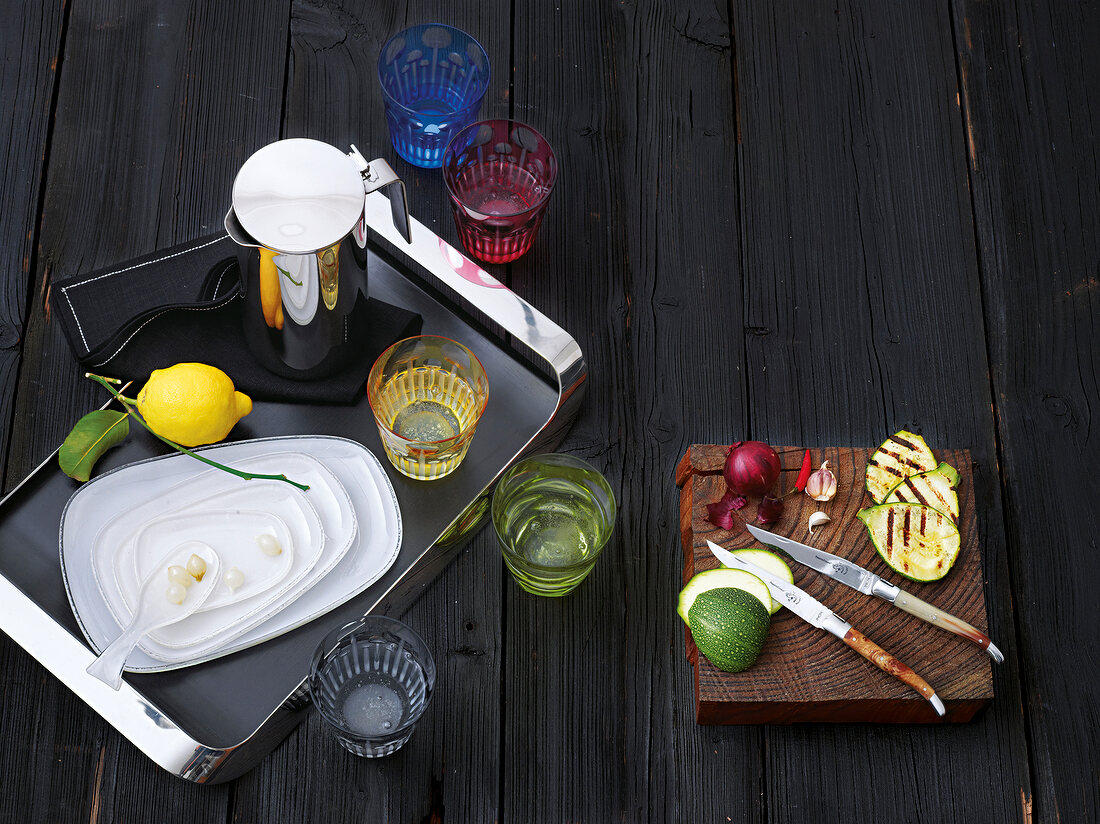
[377,24,490,168]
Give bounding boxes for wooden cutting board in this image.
[675,445,994,724]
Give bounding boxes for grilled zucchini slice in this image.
[865,430,937,503]
[857,502,961,582]
[884,462,960,521]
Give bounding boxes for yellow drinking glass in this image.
[367,336,489,480]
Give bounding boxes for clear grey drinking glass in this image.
[308,616,436,757]
[377,24,490,168]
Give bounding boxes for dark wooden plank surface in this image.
[1,0,290,820]
[505,1,762,821]
[731,2,1033,821]
[0,6,68,823]
[0,0,1095,822]
[954,1,1100,820]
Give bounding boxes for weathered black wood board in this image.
[731,1,1031,820]
[0,7,67,821]
[0,1,63,471]
[2,1,290,821]
[505,1,759,821]
[0,0,1095,821]
[954,1,1100,820]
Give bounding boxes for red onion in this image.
[756,494,784,525]
[723,441,781,497]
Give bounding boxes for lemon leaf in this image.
[59,410,129,482]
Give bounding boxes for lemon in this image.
[136,363,252,447]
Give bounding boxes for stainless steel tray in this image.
[0,192,585,783]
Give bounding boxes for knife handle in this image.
[893,589,1004,663]
[841,628,946,716]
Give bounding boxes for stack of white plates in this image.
[61,436,402,673]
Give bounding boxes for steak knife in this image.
[707,540,946,716]
[745,523,1003,663]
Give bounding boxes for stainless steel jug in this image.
[224,138,412,379]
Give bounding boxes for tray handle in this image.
[0,574,221,775]
[363,191,585,404]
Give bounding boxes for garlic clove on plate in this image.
[224,567,245,592]
[166,583,188,604]
[186,553,207,581]
[167,565,192,588]
[256,534,282,556]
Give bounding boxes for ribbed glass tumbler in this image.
[309,616,436,758]
[366,335,489,480]
[377,24,490,168]
[442,119,558,263]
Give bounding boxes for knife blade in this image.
[707,540,946,717]
[744,523,1003,663]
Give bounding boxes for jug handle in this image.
[349,146,412,244]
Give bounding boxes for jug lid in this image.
[231,138,365,254]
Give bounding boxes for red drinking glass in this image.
[442,119,558,264]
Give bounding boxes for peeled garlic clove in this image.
[166,583,188,604]
[224,567,245,592]
[805,460,838,502]
[256,534,282,556]
[808,511,831,534]
[186,553,207,581]
[167,565,192,588]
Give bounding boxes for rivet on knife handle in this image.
[841,628,946,717]
[892,589,1004,663]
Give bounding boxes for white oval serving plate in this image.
[61,436,402,671]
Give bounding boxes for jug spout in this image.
[224,207,261,248]
[348,146,413,244]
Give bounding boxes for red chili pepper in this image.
[794,448,812,491]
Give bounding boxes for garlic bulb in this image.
[805,461,838,502]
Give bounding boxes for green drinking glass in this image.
[492,454,617,596]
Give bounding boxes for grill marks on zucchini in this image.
[883,462,960,521]
[863,434,964,580]
[865,430,938,503]
[886,507,896,557]
[858,502,961,582]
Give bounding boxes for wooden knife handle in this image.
[841,628,944,715]
[893,589,1004,663]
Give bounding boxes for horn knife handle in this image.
[842,627,946,717]
[892,588,1004,663]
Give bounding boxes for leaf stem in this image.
[85,373,310,491]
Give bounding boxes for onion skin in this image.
[756,494,785,525]
[723,441,782,497]
[706,490,747,530]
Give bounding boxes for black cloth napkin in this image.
[50,234,421,403]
